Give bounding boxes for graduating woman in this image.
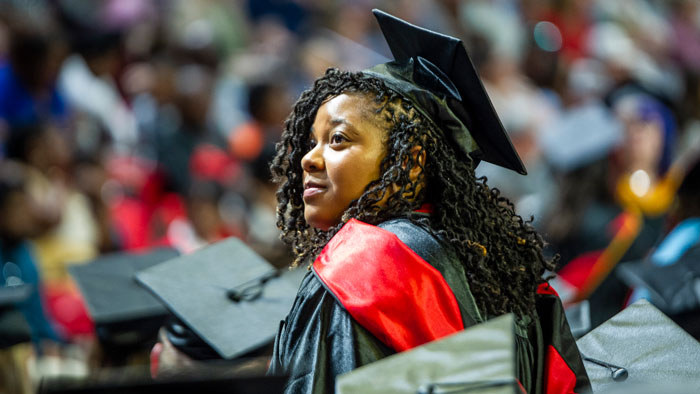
[267,10,589,394]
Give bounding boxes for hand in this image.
[150,327,194,378]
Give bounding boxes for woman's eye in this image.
[330,134,346,144]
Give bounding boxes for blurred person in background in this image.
[539,56,623,264]
[57,7,139,154]
[170,179,235,254]
[4,121,97,344]
[611,94,678,220]
[227,81,293,267]
[156,63,225,195]
[0,162,63,394]
[477,56,559,222]
[0,162,61,346]
[0,12,69,143]
[228,81,290,163]
[545,92,681,328]
[244,143,292,269]
[164,143,243,254]
[534,0,594,64]
[71,156,120,255]
[459,0,560,223]
[620,155,700,339]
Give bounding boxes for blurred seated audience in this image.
[545,91,681,328]
[621,156,700,338]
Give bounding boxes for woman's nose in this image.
[301,143,324,172]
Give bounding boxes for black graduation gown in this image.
[268,218,589,394]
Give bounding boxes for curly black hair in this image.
[271,68,556,319]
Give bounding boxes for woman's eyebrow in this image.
[329,118,360,136]
[330,118,349,127]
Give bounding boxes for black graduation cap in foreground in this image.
[336,314,518,394]
[69,248,179,347]
[576,299,700,393]
[365,9,526,175]
[69,248,178,324]
[135,237,302,360]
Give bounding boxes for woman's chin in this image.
[304,211,340,232]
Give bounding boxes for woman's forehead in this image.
[311,93,385,131]
[323,92,377,112]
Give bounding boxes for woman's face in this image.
[301,94,387,230]
[620,115,663,174]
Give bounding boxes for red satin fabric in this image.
[538,283,579,394]
[313,219,464,352]
[414,203,433,214]
[537,282,559,296]
[543,345,578,394]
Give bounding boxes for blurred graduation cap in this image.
[365,9,526,175]
[69,248,179,347]
[540,103,623,172]
[617,245,700,315]
[617,243,700,339]
[336,314,519,394]
[135,237,302,360]
[576,299,700,393]
[0,283,32,305]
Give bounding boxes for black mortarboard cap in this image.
[336,314,518,394]
[617,244,700,339]
[617,252,700,318]
[69,248,179,350]
[69,248,178,325]
[135,237,301,360]
[576,300,700,393]
[365,9,526,175]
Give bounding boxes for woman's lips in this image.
[303,183,326,199]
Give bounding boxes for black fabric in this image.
[0,307,31,348]
[534,291,592,394]
[619,243,700,314]
[267,218,589,394]
[267,271,389,394]
[164,316,220,361]
[618,243,700,339]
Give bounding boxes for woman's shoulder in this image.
[376,217,484,327]
[377,216,447,262]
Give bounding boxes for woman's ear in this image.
[409,145,426,182]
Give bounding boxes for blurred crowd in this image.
[1,0,700,392]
